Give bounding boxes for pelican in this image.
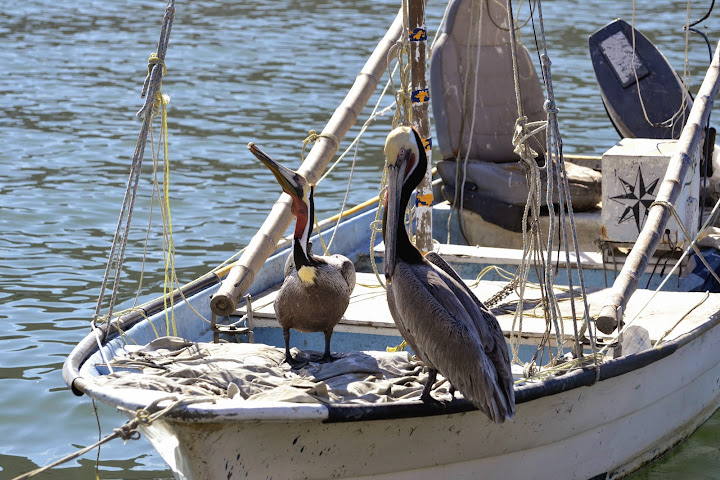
[249,142,356,366]
[382,126,515,423]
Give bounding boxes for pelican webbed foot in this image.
[420,392,444,406]
[319,352,341,363]
[284,352,306,369]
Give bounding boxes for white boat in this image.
[62,0,720,479]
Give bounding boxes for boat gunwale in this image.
[324,311,720,422]
[62,199,385,396]
[63,288,720,423]
[62,271,221,395]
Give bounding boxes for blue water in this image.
[1,0,718,478]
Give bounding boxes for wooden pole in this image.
[210,10,405,316]
[409,0,433,253]
[595,41,720,334]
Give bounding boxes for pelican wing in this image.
[425,252,494,317]
[283,252,295,278]
[317,254,356,291]
[425,251,515,410]
[387,261,514,423]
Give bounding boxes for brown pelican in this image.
[249,142,356,366]
[382,126,515,423]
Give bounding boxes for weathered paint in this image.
[126,322,720,479]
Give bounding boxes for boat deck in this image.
[238,271,720,346]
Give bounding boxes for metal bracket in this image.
[210,294,255,343]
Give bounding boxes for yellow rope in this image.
[144,50,178,338]
[313,214,331,256]
[386,340,407,352]
[158,91,178,337]
[147,52,166,75]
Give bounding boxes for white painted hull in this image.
[135,322,720,480]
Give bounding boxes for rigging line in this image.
[312,27,405,258]
[157,93,178,337]
[392,0,412,128]
[689,0,716,29]
[537,0,597,360]
[315,75,397,253]
[486,0,536,31]
[94,1,175,326]
[686,22,714,227]
[687,27,714,63]
[600,195,720,353]
[133,123,162,310]
[510,15,543,365]
[11,396,211,480]
[653,291,710,346]
[644,230,676,289]
[681,0,693,135]
[629,0,691,133]
[92,398,102,478]
[650,200,720,288]
[370,167,389,290]
[457,0,486,244]
[443,0,482,243]
[507,0,565,358]
[519,2,560,367]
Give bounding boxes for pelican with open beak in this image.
[382,126,515,423]
[249,142,356,366]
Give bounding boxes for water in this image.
[1,0,718,478]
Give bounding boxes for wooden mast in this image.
[409,0,433,253]
[210,10,405,316]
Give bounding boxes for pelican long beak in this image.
[248,142,304,200]
[384,149,410,282]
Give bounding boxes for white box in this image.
[601,138,699,246]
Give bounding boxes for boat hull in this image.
[136,321,720,480]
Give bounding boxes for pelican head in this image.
[382,126,426,281]
[249,142,314,263]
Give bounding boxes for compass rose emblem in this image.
[610,166,659,232]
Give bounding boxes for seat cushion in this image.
[430,0,546,164]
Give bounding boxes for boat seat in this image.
[430,0,601,232]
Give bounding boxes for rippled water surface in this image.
[1,0,719,478]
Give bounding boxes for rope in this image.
[301,130,339,159]
[653,291,710,346]
[650,199,720,287]
[455,0,486,243]
[153,91,178,337]
[503,0,599,372]
[592,194,720,354]
[370,167,389,290]
[504,0,558,367]
[368,0,425,284]
[311,66,395,258]
[629,0,691,136]
[391,4,413,130]
[537,0,596,363]
[11,395,212,480]
[93,0,176,330]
